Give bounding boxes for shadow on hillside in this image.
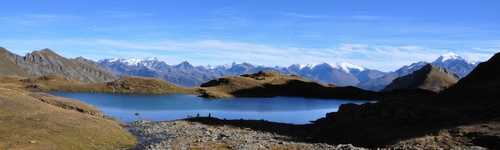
[230,79,379,100]
[185,97,500,148]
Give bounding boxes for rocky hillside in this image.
[383,64,459,92]
[0,47,116,83]
[0,47,27,76]
[199,71,376,100]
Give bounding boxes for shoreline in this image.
[127,118,365,150]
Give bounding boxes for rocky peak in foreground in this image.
[0,47,117,83]
[383,64,459,92]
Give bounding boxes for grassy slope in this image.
[0,83,136,150]
[383,64,458,92]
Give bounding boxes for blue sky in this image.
[1,0,499,71]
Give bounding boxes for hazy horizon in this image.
[1,0,499,71]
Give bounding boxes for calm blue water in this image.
[53,93,367,124]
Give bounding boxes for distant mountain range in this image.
[99,58,386,87]
[0,47,477,90]
[99,52,477,91]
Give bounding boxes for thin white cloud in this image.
[349,15,384,21]
[99,10,154,19]
[280,12,391,22]
[280,12,331,19]
[0,14,82,26]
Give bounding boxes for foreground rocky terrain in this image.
[129,119,365,150]
[128,117,498,150]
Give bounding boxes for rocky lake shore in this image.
[128,119,365,150]
[127,116,498,150]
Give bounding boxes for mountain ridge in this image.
[382,64,459,92]
[0,47,117,83]
[99,53,477,90]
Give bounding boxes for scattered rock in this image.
[129,120,365,150]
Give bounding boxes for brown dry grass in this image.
[0,76,137,150]
[198,71,375,100]
[19,75,196,95]
[198,71,316,98]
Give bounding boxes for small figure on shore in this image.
[196,113,200,118]
[134,112,140,120]
[208,113,212,118]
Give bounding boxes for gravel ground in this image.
[128,120,366,150]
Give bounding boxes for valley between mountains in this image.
[1,47,499,149]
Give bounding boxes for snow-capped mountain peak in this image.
[337,62,365,73]
[100,57,160,65]
[291,62,365,73]
[436,52,464,62]
[299,64,316,69]
[124,58,144,65]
